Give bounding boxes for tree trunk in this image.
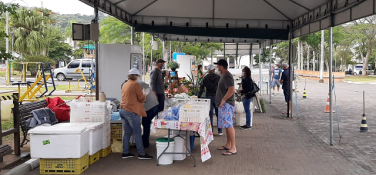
[319,30,325,83]
[313,50,315,71]
[300,42,304,70]
[307,45,310,71]
[325,59,329,73]
[362,49,371,76]
[297,40,301,70]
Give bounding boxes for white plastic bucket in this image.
[173,137,186,160]
[156,138,175,165]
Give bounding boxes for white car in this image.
[53,59,95,81]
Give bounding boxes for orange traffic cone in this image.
[324,93,335,113]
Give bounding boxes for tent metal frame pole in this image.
[288,29,293,118]
[329,0,334,146]
[249,43,253,70]
[269,40,272,104]
[162,40,165,61]
[131,27,134,45]
[151,36,153,67]
[329,26,333,146]
[94,0,99,100]
[235,43,239,69]
[223,43,226,60]
[259,44,262,95]
[143,32,145,81]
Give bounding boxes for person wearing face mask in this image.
[120,68,153,159]
[239,67,254,130]
[150,59,166,113]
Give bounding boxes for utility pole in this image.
[319,30,325,83]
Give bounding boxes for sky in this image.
[7,0,95,15]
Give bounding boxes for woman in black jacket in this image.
[239,67,253,130]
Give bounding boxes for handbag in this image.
[248,80,260,98]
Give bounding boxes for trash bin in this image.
[156,138,175,165]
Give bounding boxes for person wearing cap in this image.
[150,59,166,113]
[120,68,153,159]
[198,64,222,135]
[214,59,237,156]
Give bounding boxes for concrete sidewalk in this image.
[28,102,370,175]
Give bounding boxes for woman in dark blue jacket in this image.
[239,67,253,130]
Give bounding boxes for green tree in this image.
[100,17,132,44]
[10,7,54,55]
[0,2,19,59]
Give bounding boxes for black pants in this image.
[156,94,165,113]
[142,106,159,147]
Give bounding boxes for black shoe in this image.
[122,153,135,158]
[240,125,247,128]
[138,153,153,160]
[240,125,252,130]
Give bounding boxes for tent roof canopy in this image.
[80,0,371,42]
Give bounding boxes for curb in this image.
[3,159,39,175]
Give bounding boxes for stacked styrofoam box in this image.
[70,122,104,155]
[29,123,89,159]
[102,105,111,149]
[70,101,108,123]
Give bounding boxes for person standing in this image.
[198,64,223,135]
[214,59,237,156]
[197,65,203,83]
[120,69,153,159]
[150,59,166,113]
[281,63,292,115]
[239,66,253,130]
[134,70,159,148]
[271,65,282,93]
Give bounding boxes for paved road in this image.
[268,77,376,174]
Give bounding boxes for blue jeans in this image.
[119,109,145,155]
[207,96,222,133]
[243,98,253,126]
[142,106,158,147]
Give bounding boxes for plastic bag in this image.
[111,139,123,153]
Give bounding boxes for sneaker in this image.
[138,153,153,160]
[240,125,252,130]
[122,153,135,159]
[240,125,247,128]
[218,132,223,136]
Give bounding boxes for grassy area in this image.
[345,76,376,83]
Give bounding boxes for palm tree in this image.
[10,7,53,55]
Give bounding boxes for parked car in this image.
[53,59,95,81]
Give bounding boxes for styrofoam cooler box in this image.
[70,101,108,122]
[72,122,104,155]
[102,120,111,149]
[29,124,89,159]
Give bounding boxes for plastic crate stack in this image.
[31,101,110,174]
[179,99,210,123]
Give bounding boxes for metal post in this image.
[143,32,145,81]
[131,27,134,45]
[235,43,239,69]
[94,0,99,100]
[6,11,9,53]
[13,93,20,156]
[170,41,171,62]
[249,43,253,70]
[162,40,165,61]
[151,36,153,67]
[223,43,226,60]
[269,40,272,104]
[288,29,293,118]
[329,26,333,145]
[211,52,213,64]
[258,44,262,95]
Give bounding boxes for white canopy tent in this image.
[79,0,373,145]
